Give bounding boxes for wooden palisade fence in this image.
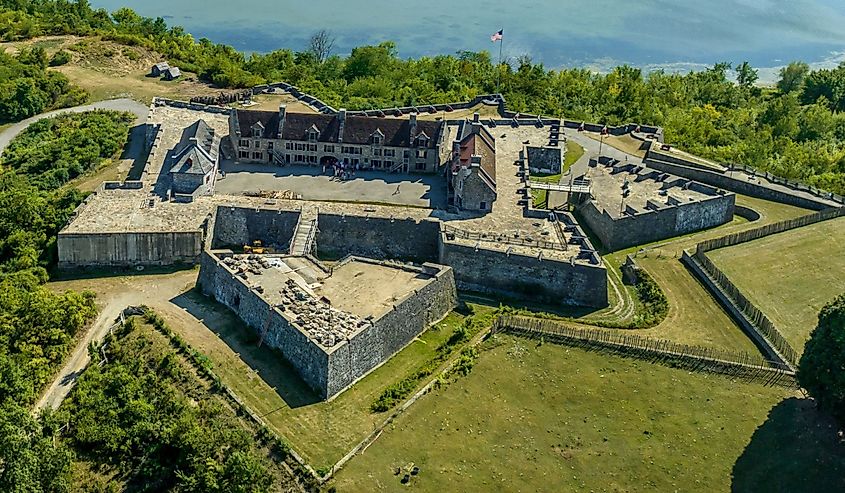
[494,316,796,388]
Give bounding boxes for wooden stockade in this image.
[494,316,796,388]
[688,206,845,368]
[695,206,845,254]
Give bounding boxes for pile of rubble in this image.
[223,255,284,279]
[278,279,371,348]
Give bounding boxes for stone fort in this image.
[57,85,797,399]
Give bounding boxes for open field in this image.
[331,334,844,492]
[708,216,845,354]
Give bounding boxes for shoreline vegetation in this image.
[0,1,844,195]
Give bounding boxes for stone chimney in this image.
[277,104,286,138]
[337,108,346,143]
[473,112,480,123]
[409,112,418,143]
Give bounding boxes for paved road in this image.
[0,98,148,158]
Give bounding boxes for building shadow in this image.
[125,124,152,181]
[168,288,321,409]
[731,397,845,493]
[49,264,196,282]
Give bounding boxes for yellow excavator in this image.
[243,240,267,254]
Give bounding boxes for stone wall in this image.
[211,205,301,251]
[58,231,202,268]
[644,155,834,210]
[316,213,440,262]
[324,261,457,397]
[577,193,735,251]
[197,251,330,395]
[438,237,608,307]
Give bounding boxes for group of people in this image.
[323,160,359,181]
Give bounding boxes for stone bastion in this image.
[199,251,457,399]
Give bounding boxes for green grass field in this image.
[531,140,585,208]
[156,290,496,470]
[331,335,845,493]
[708,216,845,355]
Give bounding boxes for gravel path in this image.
[0,98,148,158]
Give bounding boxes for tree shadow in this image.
[168,288,321,409]
[732,397,845,493]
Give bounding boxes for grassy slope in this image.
[147,288,495,470]
[708,217,845,354]
[585,195,812,352]
[332,335,845,493]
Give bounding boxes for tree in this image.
[798,293,845,423]
[308,29,335,63]
[777,61,810,93]
[735,61,758,89]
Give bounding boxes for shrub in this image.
[798,293,845,423]
[49,49,71,66]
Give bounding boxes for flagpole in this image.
[496,30,504,94]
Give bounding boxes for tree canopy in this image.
[798,294,845,423]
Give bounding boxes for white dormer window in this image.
[307,124,320,142]
[371,129,384,145]
[251,122,264,138]
[415,132,429,147]
[373,135,382,145]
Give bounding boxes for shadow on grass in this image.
[731,397,845,493]
[169,288,321,409]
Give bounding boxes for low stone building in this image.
[168,119,218,197]
[448,117,497,212]
[229,105,445,173]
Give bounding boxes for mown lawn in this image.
[154,289,497,470]
[331,335,844,493]
[708,216,845,355]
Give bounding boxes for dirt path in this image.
[37,270,199,412]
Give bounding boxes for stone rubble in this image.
[278,279,370,348]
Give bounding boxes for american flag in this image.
[491,29,503,42]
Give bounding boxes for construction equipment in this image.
[243,240,267,254]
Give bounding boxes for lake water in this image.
[91,0,845,80]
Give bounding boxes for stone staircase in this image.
[289,206,318,256]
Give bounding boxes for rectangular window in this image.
[285,154,291,163]
[295,154,305,163]
[480,201,487,210]
[295,143,305,151]
[268,142,274,150]
[308,144,317,152]
[308,155,317,163]
[239,150,249,158]
[415,161,426,170]
[373,148,382,156]
[417,149,427,159]
[324,145,334,152]
[252,152,262,159]
[239,139,249,147]
[254,140,261,148]
[352,158,360,166]
[372,160,382,168]
[285,142,293,150]
[383,149,395,157]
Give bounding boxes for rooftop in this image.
[587,158,728,219]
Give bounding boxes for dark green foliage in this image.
[631,269,669,329]
[798,294,845,423]
[49,48,71,66]
[0,48,87,122]
[1,110,133,189]
[64,324,275,492]
[0,402,74,492]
